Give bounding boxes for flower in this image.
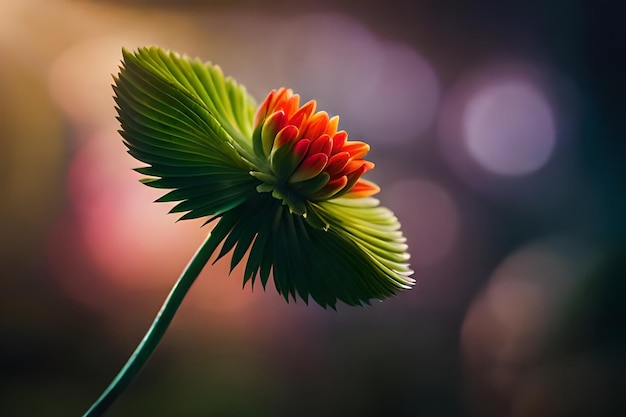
[113,46,414,308]
[250,87,380,215]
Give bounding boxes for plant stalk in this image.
[83,232,217,417]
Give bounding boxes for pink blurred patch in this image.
[388,179,460,267]
[66,130,208,291]
[49,129,259,322]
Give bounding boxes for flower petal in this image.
[288,100,316,127]
[289,153,328,183]
[324,152,350,177]
[307,134,332,156]
[273,125,300,149]
[343,141,370,159]
[261,110,286,156]
[343,178,381,198]
[300,111,330,140]
[331,131,348,154]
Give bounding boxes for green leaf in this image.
[114,46,261,219]
[207,193,413,308]
[312,198,414,289]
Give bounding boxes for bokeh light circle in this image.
[463,81,556,176]
[437,62,567,197]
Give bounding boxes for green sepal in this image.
[292,172,330,196]
[249,171,276,185]
[270,187,308,216]
[269,135,304,180]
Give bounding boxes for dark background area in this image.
[1,1,625,416]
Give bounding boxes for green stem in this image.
[83,232,218,417]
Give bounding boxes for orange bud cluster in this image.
[252,88,379,211]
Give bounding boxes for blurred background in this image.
[1,0,625,416]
